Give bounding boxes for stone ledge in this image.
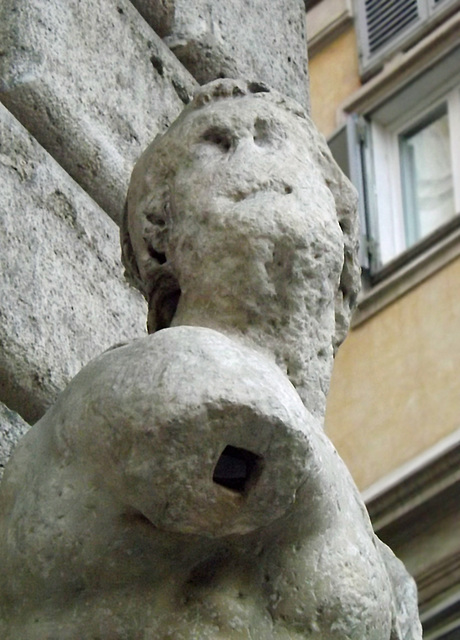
[353,218,460,327]
[363,428,460,619]
[306,0,353,57]
[0,104,147,423]
[133,0,310,110]
[0,0,198,223]
[364,427,460,531]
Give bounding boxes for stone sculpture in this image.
[121,79,360,419]
[0,80,422,639]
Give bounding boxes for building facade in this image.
[307,1,460,636]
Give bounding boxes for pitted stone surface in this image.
[130,0,176,38]
[0,403,29,481]
[0,75,421,640]
[133,0,310,109]
[0,328,421,639]
[0,0,198,222]
[0,104,147,424]
[122,80,360,419]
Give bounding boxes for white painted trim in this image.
[362,426,460,502]
[353,221,460,324]
[378,77,460,132]
[449,88,460,214]
[306,0,353,56]
[370,85,460,266]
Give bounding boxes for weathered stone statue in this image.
[0,80,422,639]
[121,79,360,419]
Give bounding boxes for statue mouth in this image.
[229,179,294,203]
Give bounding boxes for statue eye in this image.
[145,211,166,227]
[253,117,285,148]
[201,126,234,152]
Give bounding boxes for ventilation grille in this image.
[365,0,420,54]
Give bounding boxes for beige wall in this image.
[309,26,361,137]
[325,257,460,490]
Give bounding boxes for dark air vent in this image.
[365,0,420,54]
[212,446,262,494]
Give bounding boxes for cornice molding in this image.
[352,219,460,327]
[307,0,353,57]
[364,428,460,532]
[363,429,460,620]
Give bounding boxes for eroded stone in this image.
[0,328,421,639]
[0,80,421,639]
[133,0,310,109]
[0,0,198,222]
[0,104,146,423]
[0,403,29,481]
[122,79,360,419]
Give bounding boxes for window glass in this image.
[399,107,455,248]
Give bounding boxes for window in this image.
[355,0,460,78]
[399,106,455,248]
[329,45,460,281]
[367,82,460,270]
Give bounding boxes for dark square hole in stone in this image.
[212,445,262,494]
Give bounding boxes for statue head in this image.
[121,79,360,363]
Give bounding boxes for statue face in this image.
[122,83,361,414]
[123,89,359,416]
[127,95,343,336]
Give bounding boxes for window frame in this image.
[328,13,460,322]
[369,81,460,269]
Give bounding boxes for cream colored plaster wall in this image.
[309,26,361,137]
[325,257,460,490]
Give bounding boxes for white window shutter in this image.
[355,0,426,76]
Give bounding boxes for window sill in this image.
[352,216,460,327]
